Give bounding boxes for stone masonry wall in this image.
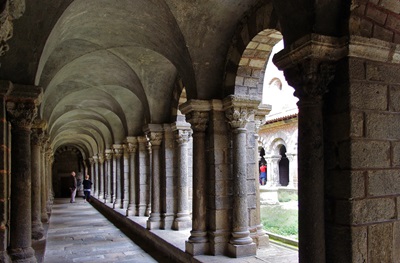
[325,55,400,262]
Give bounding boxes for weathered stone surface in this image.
[368,223,393,263]
[368,170,400,196]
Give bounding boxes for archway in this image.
[278,145,289,186]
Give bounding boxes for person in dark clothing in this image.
[70,171,77,203]
[82,174,93,203]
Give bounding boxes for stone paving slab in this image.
[43,198,158,263]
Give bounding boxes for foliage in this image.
[260,205,298,239]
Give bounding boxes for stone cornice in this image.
[273,34,348,70]
[348,36,400,64]
[179,99,211,115]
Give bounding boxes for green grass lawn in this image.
[260,205,298,240]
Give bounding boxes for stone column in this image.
[31,120,46,240]
[136,136,148,216]
[252,106,271,247]
[126,137,137,216]
[273,34,340,263]
[104,149,113,203]
[172,126,192,230]
[6,84,42,262]
[45,148,54,213]
[40,136,49,223]
[145,124,163,230]
[0,81,11,263]
[122,144,129,209]
[98,153,105,200]
[286,153,297,188]
[112,144,123,209]
[88,157,94,196]
[223,95,257,257]
[92,155,99,197]
[268,156,281,187]
[180,100,210,255]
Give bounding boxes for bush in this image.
[260,205,298,239]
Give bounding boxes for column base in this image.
[136,205,147,216]
[172,218,191,230]
[0,251,11,263]
[32,221,44,240]
[185,241,209,256]
[9,247,36,263]
[41,212,48,223]
[146,219,161,230]
[112,199,121,209]
[228,242,257,258]
[126,205,135,216]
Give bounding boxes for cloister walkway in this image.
[35,198,298,263]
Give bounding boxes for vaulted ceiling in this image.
[0,0,267,157]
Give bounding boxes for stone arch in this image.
[223,2,281,98]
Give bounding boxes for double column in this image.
[126,137,137,216]
[31,119,47,241]
[145,124,163,230]
[6,84,42,262]
[112,144,123,209]
[223,95,257,257]
[105,149,113,203]
[172,123,192,230]
[180,100,210,255]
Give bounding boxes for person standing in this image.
[82,174,93,203]
[70,171,77,203]
[259,163,267,185]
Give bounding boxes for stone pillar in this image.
[6,84,42,262]
[98,153,105,200]
[31,120,46,240]
[122,145,129,209]
[40,136,49,223]
[104,149,113,203]
[172,126,192,230]
[92,155,99,197]
[273,34,340,263]
[252,106,271,247]
[286,153,297,188]
[145,124,163,230]
[223,95,257,257]
[112,144,123,209]
[180,100,210,255]
[126,137,137,216]
[136,136,148,216]
[0,81,11,263]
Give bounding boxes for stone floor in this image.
[35,198,298,263]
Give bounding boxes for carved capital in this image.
[180,99,211,132]
[112,144,123,158]
[92,155,99,164]
[98,153,104,164]
[88,157,94,165]
[273,34,346,102]
[175,129,192,145]
[105,149,113,160]
[126,136,138,153]
[6,100,38,130]
[146,132,163,146]
[223,95,259,129]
